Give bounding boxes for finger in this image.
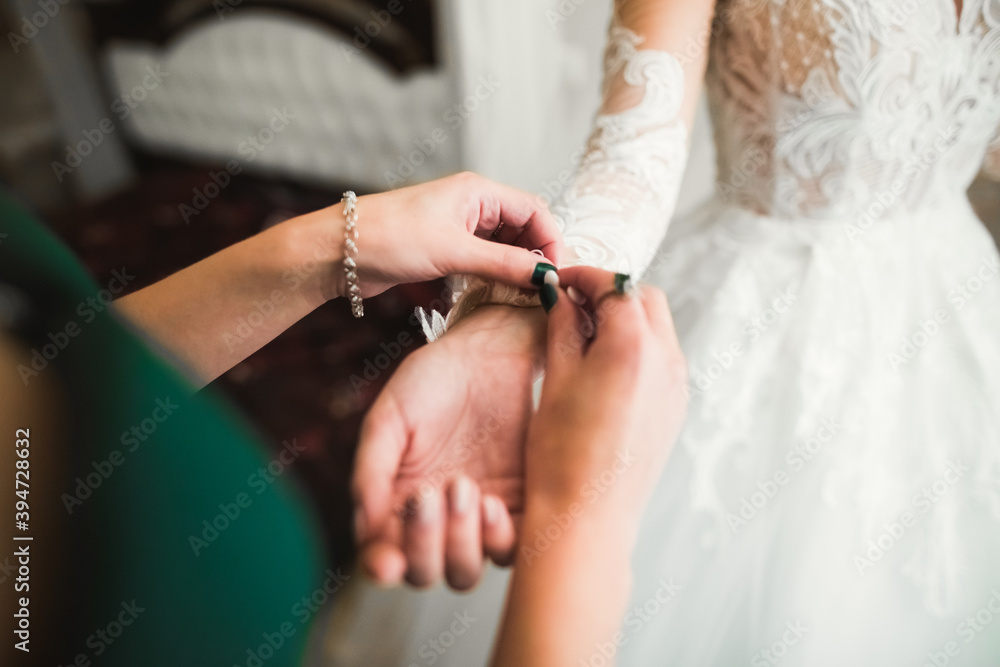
[359,506,405,584]
[557,266,647,345]
[471,178,563,265]
[359,540,407,586]
[451,236,557,289]
[403,487,446,588]
[444,476,484,591]
[352,398,408,547]
[481,494,517,567]
[556,266,625,305]
[544,284,589,381]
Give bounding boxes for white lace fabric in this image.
[416,19,689,341]
[658,0,1000,621]
[554,24,689,275]
[709,0,1000,220]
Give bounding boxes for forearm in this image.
[612,0,715,123]
[492,498,639,667]
[114,206,342,387]
[557,0,714,274]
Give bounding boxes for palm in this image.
[370,308,534,513]
[384,339,531,519]
[357,305,546,537]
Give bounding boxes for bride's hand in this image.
[321,172,562,300]
[352,304,545,590]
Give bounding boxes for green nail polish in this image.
[531,262,557,287]
[614,273,633,295]
[540,284,558,312]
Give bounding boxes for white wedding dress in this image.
[317,1,1000,665]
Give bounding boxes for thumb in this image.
[450,236,552,289]
[352,398,408,547]
[544,284,587,383]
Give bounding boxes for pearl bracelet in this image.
[341,191,363,318]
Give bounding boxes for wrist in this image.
[520,491,642,567]
[524,436,650,540]
[448,304,548,373]
[277,205,346,305]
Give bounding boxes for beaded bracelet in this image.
[341,191,363,318]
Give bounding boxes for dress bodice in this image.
[707,0,1000,221]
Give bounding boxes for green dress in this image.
[0,192,324,666]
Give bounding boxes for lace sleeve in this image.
[555,24,689,275]
[417,4,710,342]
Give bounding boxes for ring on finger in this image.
[594,272,638,308]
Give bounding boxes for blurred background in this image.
[1,0,998,575]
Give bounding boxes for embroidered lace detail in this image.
[554,24,689,276]
[418,19,689,340]
[709,0,1000,220]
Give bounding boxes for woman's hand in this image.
[114,172,559,387]
[327,172,562,299]
[352,304,546,590]
[522,266,688,527]
[491,266,688,667]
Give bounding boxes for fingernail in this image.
[531,262,557,287]
[544,270,560,288]
[614,273,634,295]
[483,496,500,525]
[540,284,558,312]
[354,506,367,543]
[450,477,471,515]
[566,285,585,305]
